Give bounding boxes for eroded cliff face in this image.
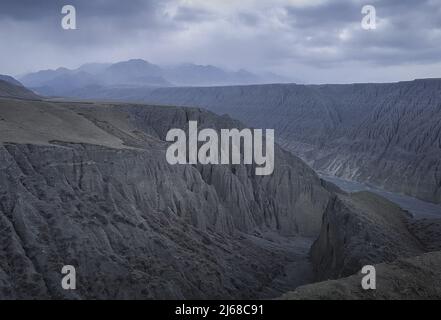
[108,80,441,203]
[76,103,331,236]
[310,192,424,281]
[280,251,441,300]
[0,99,331,299]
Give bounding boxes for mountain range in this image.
[19,59,293,97]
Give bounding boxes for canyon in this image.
[93,79,440,204]
[0,77,440,299]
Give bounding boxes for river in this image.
[319,174,441,219]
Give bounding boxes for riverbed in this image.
[320,174,441,219]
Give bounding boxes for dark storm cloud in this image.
[275,0,441,67]
[0,0,162,20]
[4,0,174,34]
[285,0,360,29]
[171,6,214,22]
[0,0,176,66]
[0,0,441,83]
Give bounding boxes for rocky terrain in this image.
[0,78,335,299]
[1,79,440,300]
[80,80,441,204]
[22,68,441,204]
[310,192,424,281]
[279,191,441,300]
[279,251,441,300]
[0,77,40,100]
[276,187,441,299]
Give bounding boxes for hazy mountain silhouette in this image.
[19,59,293,97]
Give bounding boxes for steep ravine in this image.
[310,192,424,281]
[278,191,441,299]
[280,251,441,300]
[0,98,332,299]
[95,80,441,204]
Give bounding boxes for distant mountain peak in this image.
[113,59,157,67]
[55,67,70,72]
[18,59,293,96]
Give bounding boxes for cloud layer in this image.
[1,0,440,83]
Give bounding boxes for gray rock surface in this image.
[279,251,441,300]
[0,79,40,100]
[2,84,439,299]
[406,218,441,252]
[91,80,441,203]
[310,192,424,281]
[0,97,331,299]
[282,191,441,299]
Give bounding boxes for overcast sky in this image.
[0,0,440,83]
